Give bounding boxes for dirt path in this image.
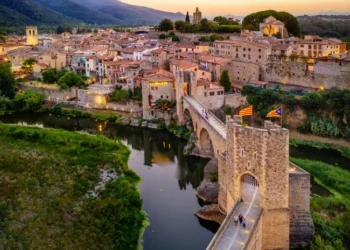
[289,130,350,148]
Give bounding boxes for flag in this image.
[239,105,253,116]
[267,107,282,118]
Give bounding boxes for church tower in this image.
[26,26,38,46]
[193,7,202,25]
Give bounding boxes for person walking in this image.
[205,111,208,120]
[239,214,243,225]
[233,215,239,227]
[242,217,246,229]
[202,109,205,117]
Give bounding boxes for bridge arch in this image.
[184,108,194,131]
[198,127,214,158]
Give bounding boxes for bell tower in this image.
[26,26,38,46]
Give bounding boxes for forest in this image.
[297,15,350,48]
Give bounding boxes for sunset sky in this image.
[121,0,350,16]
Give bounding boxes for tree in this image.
[0,63,16,99]
[175,20,185,31]
[158,19,174,31]
[159,34,167,39]
[93,28,98,33]
[111,87,130,101]
[200,18,212,33]
[21,58,36,73]
[219,70,231,92]
[57,26,64,34]
[185,12,190,23]
[42,68,58,83]
[0,34,5,42]
[14,89,44,111]
[214,16,229,25]
[57,72,85,90]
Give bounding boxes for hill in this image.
[34,0,124,25]
[0,0,185,28]
[0,0,80,26]
[73,0,185,25]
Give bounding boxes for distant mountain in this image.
[0,0,80,26]
[34,0,124,25]
[73,0,186,25]
[0,0,185,27]
[316,11,350,16]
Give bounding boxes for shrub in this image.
[225,106,233,115]
[301,92,323,111]
[14,89,45,111]
[210,172,218,182]
[0,96,14,110]
[57,72,86,90]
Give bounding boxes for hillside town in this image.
[1,11,349,124]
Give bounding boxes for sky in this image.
[120,0,350,16]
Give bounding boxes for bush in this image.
[210,172,218,182]
[301,92,323,111]
[42,68,58,83]
[14,89,45,111]
[111,87,130,101]
[57,72,86,89]
[0,96,14,110]
[225,106,233,115]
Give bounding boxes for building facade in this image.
[193,7,202,25]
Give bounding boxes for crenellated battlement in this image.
[227,115,289,138]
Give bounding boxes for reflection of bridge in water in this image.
[181,92,314,249]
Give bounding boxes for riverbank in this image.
[0,124,146,249]
[290,131,350,159]
[290,158,350,249]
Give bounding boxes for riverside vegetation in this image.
[0,124,146,249]
[291,158,350,249]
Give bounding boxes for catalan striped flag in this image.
[267,107,282,118]
[239,105,253,116]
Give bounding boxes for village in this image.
[1,10,349,128]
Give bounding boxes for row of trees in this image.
[158,17,242,34]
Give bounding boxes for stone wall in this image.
[19,84,75,102]
[264,60,350,90]
[19,84,141,114]
[224,94,245,108]
[289,163,314,247]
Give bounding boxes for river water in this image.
[1,113,344,249]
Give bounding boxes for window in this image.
[236,48,238,52]
[195,68,197,71]
[209,92,215,96]
[243,54,246,57]
[202,72,205,76]
[237,77,240,80]
[259,55,262,59]
[258,49,261,52]
[204,92,207,97]
[248,48,251,51]
[243,48,246,51]
[161,95,163,98]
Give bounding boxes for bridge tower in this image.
[219,116,290,249]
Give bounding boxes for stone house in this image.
[259,16,287,38]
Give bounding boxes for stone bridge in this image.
[180,96,314,249]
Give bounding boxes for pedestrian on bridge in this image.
[239,214,243,225]
[233,215,239,226]
[242,218,246,229]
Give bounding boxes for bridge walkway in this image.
[184,96,227,139]
[208,184,262,250]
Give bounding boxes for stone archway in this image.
[184,108,194,131]
[199,128,214,158]
[241,173,260,207]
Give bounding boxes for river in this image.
[1,113,343,249]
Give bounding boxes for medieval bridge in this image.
[181,95,314,250]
